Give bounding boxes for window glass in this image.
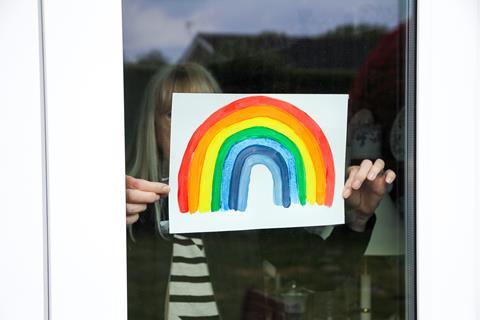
[123,1,414,319]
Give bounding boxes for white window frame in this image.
[1,0,479,319]
[40,0,127,320]
[417,0,480,319]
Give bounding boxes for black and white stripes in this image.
[167,235,220,320]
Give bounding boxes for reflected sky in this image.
[123,0,405,62]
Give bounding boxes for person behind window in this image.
[125,63,396,320]
[126,63,220,229]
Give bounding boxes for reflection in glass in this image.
[123,1,413,319]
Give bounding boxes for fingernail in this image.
[162,185,170,192]
[368,172,375,180]
[386,176,394,184]
[343,189,350,198]
[155,194,161,200]
[352,180,361,189]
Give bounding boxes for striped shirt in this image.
[167,235,220,320]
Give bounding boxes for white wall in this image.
[0,1,47,319]
[417,0,480,318]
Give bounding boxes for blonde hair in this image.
[127,63,221,234]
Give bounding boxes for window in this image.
[122,1,416,319]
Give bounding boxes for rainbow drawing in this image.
[177,95,335,213]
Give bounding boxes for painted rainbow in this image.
[178,95,335,213]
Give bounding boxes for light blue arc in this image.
[237,154,283,211]
[220,138,299,210]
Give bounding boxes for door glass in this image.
[122,1,415,319]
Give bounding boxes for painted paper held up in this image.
[170,93,347,233]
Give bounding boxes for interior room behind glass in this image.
[123,1,411,319]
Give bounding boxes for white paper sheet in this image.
[169,93,347,233]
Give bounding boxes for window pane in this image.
[122,1,415,319]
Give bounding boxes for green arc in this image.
[211,126,307,211]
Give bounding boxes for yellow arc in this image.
[196,117,317,212]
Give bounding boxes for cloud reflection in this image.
[123,0,403,62]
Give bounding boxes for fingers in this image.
[352,159,373,190]
[343,159,392,198]
[343,166,358,198]
[126,188,160,204]
[367,159,385,180]
[126,203,147,214]
[368,159,384,182]
[385,169,396,184]
[126,175,170,195]
[126,213,140,225]
[125,175,169,225]
[126,202,147,225]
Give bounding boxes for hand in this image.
[126,175,170,225]
[342,159,396,231]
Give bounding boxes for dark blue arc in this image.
[229,145,291,211]
[220,138,299,210]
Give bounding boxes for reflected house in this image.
[179,28,385,70]
[178,27,386,93]
[179,32,294,65]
